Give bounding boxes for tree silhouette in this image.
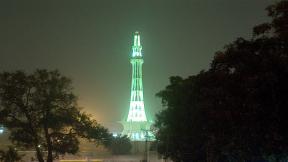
[0,147,23,162]
[0,70,111,162]
[108,135,132,155]
[155,1,288,161]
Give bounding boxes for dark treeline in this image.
[155,1,288,162]
[0,70,113,162]
[0,70,133,162]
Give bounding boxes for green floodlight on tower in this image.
[122,31,154,141]
[127,31,146,122]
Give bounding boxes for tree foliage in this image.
[155,1,288,162]
[108,135,132,155]
[0,70,111,162]
[0,147,23,162]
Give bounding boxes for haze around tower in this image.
[0,0,274,126]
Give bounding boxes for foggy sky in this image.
[0,0,275,129]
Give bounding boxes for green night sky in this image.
[0,0,274,129]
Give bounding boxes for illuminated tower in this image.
[122,31,152,141]
[127,32,147,122]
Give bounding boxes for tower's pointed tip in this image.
[133,31,141,47]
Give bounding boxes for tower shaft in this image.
[127,58,146,122]
[127,32,147,122]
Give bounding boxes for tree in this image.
[108,135,132,155]
[0,70,111,162]
[155,1,288,161]
[155,75,208,162]
[0,147,23,162]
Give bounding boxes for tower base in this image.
[121,121,155,141]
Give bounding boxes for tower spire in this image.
[134,31,141,46]
[132,31,142,57]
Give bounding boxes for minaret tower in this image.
[127,31,147,122]
[122,31,151,141]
